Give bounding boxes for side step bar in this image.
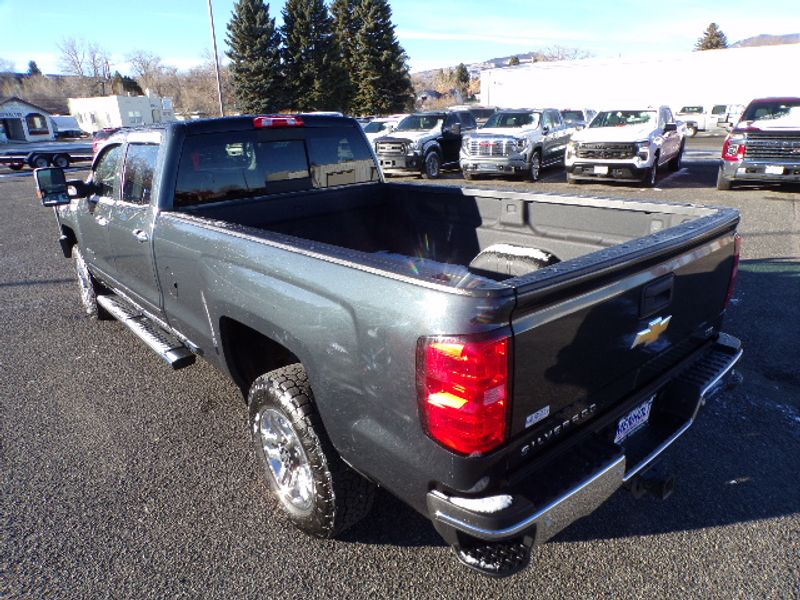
[96,295,196,370]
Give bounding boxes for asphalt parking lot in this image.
[2,136,799,599]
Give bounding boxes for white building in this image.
[480,43,800,112]
[0,96,55,143]
[68,91,176,133]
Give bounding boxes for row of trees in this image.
[226,0,414,115]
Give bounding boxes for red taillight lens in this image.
[418,334,510,455]
[253,115,304,128]
[721,135,746,162]
[724,234,742,308]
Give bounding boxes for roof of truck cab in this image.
[170,114,360,134]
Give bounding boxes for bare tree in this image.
[57,37,87,77]
[538,45,592,62]
[127,50,166,94]
[87,43,112,79]
[0,56,16,72]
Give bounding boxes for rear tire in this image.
[716,167,734,190]
[29,154,50,169]
[248,364,375,538]
[52,154,70,168]
[686,124,698,137]
[421,151,441,179]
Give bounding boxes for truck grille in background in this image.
[376,141,407,156]
[468,139,514,157]
[745,132,800,161]
[576,143,636,160]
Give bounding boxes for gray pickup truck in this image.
[35,114,743,577]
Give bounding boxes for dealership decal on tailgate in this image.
[614,395,655,444]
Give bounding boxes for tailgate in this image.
[508,229,738,440]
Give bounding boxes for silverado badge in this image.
[631,315,672,349]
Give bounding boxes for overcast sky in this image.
[0,0,796,75]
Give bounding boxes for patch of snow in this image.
[481,244,552,263]
[449,494,514,513]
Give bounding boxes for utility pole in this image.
[207,0,225,116]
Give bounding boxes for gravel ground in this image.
[2,137,798,599]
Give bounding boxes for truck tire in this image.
[421,151,441,179]
[685,124,697,137]
[644,154,659,187]
[52,154,70,168]
[668,142,684,171]
[526,150,542,182]
[566,174,580,184]
[29,154,50,168]
[716,167,734,191]
[248,364,375,538]
[74,247,111,320]
[9,162,24,171]
[463,170,474,181]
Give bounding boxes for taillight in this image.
[417,334,510,455]
[724,234,742,308]
[721,135,746,162]
[253,115,304,128]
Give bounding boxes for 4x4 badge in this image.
[631,315,672,349]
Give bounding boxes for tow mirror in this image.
[34,167,71,207]
[664,123,678,133]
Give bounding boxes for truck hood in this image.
[573,125,654,143]
[741,110,800,131]
[378,130,439,144]
[469,127,540,139]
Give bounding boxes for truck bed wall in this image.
[183,183,702,281]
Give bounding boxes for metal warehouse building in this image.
[480,43,800,111]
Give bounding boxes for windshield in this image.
[483,112,540,128]
[363,121,389,133]
[679,106,703,114]
[560,110,585,123]
[396,115,443,131]
[590,110,656,128]
[742,100,800,123]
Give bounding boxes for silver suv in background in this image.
[560,108,596,130]
[717,97,800,190]
[460,108,573,181]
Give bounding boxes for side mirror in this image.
[664,123,678,133]
[542,126,550,134]
[446,123,461,135]
[34,167,71,207]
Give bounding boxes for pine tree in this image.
[27,60,41,76]
[695,23,729,51]
[331,0,361,113]
[454,63,470,99]
[350,0,414,115]
[225,0,284,113]
[508,56,520,66]
[281,0,347,111]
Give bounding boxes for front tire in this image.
[526,150,542,182]
[668,142,684,171]
[644,154,659,187]
[716,167,734,190]
[74,247,111,319]
[248,364,375,538]
[686,124,698,137]
[421,151,441,179]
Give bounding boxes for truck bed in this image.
[180,182,726,292]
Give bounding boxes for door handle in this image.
[132,229,149,243]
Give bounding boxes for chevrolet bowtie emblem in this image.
[631,315,672,349]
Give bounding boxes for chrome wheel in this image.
[529,152,541,181]
[257,407,315,515]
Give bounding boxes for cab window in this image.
[122,144,159,205]
[93,144,123,198]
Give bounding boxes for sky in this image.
[0,0,797,75]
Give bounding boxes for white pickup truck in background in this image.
[565,106,685,187]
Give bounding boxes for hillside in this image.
[731,33,800,47]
